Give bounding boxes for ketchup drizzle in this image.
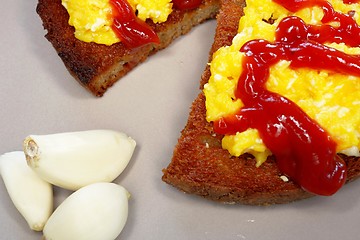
[110,0,160,48]
[341,0,359,4]
[214,0,360,195]
[109,0,203,48]
[274,0,360,47]
[173,0,202,10]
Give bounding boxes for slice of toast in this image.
[162,0,360,205]
[36,0,220,96]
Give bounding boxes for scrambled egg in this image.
[204,0,360,166]
[62,0,173,45]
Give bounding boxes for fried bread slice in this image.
[162,0,360,205]
[36,0,220,96]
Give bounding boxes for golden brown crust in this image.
[36,0,220,96]
[162,0,360,205]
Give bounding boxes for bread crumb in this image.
[280,175,289,182]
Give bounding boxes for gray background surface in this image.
[1,1,360,239]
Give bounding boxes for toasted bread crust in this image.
[162,0,360,205]
[36,0,220,96]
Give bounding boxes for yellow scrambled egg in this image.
[62,0,173,45]
[204,0,360,166]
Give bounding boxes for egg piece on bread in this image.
[61,0,173,45]
[204,0,360,166]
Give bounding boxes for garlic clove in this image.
[23,130,136,190]
[0,151,53,231]
[43,182,129,240]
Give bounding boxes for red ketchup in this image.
[214,0,360,195]
[343,0,359,4]
[109,0,203,48]
[109,0,160,48]
[173,0,202,10]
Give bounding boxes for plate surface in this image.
[1,1,360,239]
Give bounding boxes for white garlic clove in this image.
[23,130,136,190]
[0,151,53,231]
[43,182,129,240]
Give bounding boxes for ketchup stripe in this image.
[109,0,160,48]
[109,0,203,48]
[214,0,360,195]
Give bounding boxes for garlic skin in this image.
[23,130,136,190]
[43,182,129,240]
[0,151,53,231]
